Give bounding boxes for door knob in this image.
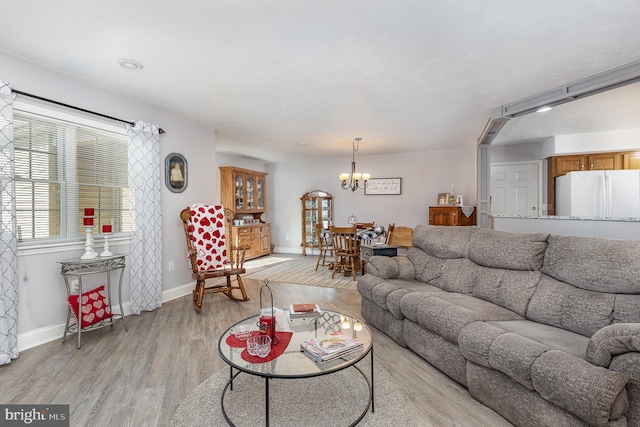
[532,207,536,211]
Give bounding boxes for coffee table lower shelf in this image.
[220,349,374,427]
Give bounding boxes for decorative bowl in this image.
[247,335,271,358]
[230,324,253,340]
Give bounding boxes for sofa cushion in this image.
[411,293,522,344]
[412,224,475,259]
[531,350,629,426]
[543,234,640,294]
[489,332,550,390]
[458,321,505,368]
[400,291,442,324]
[359,275,443,320]
[467,228,549,271]
[527,275,640,337]
[488,320,589,359]
[408,249,446,284]
[357,274,387,303]
[429,257,476,294]
[472,269,542,317]
[458,322,550,390]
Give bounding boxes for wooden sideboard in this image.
[429,206,476,226]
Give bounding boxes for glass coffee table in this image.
[218,309,374,426]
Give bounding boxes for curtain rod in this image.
[12,89,166,134]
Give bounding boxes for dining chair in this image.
[180,204,250,312]
[330,225,360,281]
[356,222,375,229]
[315,223,335,271]
[385,223,396,244]
[387,224,413,254]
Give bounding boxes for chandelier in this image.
[339,138,370,191]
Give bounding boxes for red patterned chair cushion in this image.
[188,204,228,271]
[67,285,113,328]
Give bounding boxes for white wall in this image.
[1,53,217,346]
[542,129,640,158]
[266,148,477,253]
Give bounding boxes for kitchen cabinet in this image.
[550,153,622,176]
[301,190,333,255]
[623,152,640,169]
[429,206,476,226]
[220,166,270,259]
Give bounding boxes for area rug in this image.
[244,255,295,269]
[170,361,419,426]
[244,256,357,289]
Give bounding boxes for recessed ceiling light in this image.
[117,58,144,71]
[536,106,552,113]
[297,142,308,146]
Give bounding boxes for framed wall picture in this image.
[437,193,449,205]
[364,178,402,195]
[165,153,187,193]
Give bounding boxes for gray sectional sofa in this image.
[358,225,640,427]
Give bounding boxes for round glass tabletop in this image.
[218,309,372,379]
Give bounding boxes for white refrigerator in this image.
[555,170,640,218]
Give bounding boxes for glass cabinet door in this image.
[320,199,332,228]
[257,177,265,210]
[234,175,244,210]
[246,176,255,210]
[304,199,319,245]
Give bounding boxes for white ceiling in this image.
[1,1,640,162]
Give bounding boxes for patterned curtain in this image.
[127,121,163,314]
[0,80,18,364]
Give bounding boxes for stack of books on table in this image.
[300,334,363,363]
[289,303,321,320]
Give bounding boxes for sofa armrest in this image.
[365,255,417,280]
[365,256,400,279]
[587,323,640,368]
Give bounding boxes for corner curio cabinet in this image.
[220,166,270,260]
[301,190,333,255]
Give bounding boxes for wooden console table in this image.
[58,254,128,348]
[429,206,476,226]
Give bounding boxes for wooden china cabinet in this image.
[300,190,333,255]
[220,166,271,259]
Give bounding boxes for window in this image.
[13,104,131,243]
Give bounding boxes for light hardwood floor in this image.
[0,256,512,426]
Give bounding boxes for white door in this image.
[491,163,540,216]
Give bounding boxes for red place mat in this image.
[225,331,293,363]
[226,330,261,348]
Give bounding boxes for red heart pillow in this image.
[67,285,113,328]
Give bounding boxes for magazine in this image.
[300,334,363,362]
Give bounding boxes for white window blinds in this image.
[13,109,131,242]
